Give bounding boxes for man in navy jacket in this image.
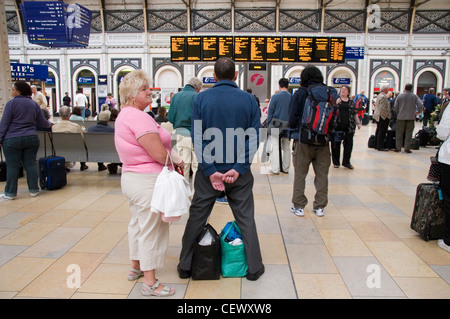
[178,57,264,281]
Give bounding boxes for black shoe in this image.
[246,264,265,281]
[343,164,354,169]
[177,264,191,279]
[80,164,89,171]
[377,148,388,152]
[98,164,107,171]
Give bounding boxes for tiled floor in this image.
[0,121,449,299]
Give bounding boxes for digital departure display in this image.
[250,36,265,62]
[218,36,234,59]
[329,37,346,63]
[202,36,218,61]
[171,36,186,61]
[170,36,346,64]
[282,37,297,62]
[234,37,250,62]
[186,36,201,61]
[266,37,281,62]
[298,37,314,62]
[313,37,329,62]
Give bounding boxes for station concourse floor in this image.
[0,121,449,300]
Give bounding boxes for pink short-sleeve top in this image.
[114,107,172,173]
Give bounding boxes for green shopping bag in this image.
[220,221,248,277]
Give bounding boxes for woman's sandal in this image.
[141,280,175,297]
[128,268,143,281]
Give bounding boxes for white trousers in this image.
[269,135,291,173]
[121,172,169,271]
[175,134,198,183]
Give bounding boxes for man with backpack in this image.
[288,65,338,218]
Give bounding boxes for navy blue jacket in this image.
[87,121,114,133]
[192,80,260,176]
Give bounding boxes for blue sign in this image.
[345,47,365,59]
[203,77,216,84]
[289,77,301,85]
[78,76,95,84]
[333,78,351,85]
[10,63,49,81]
[20,1,92,48]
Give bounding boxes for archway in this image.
[45,70,59,116]
[328,66,356,98]
[114,66,134,109]
[415,70,439,99]
[197,65,215,90]
[284,65,305,95]
[72,67,97,115]
[154,65,182,109]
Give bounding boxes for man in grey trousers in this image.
[394,83,423,153]
[178,57,264,281]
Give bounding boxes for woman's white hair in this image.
[119,69,151,105]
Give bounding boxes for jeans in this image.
[2,135,40,197]
[80,106,86,119]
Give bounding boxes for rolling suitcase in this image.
[411,183,445,241]
[38,132,66,190]
[39,156,67,190]
[362,113,370,125]
[410,138,420,150]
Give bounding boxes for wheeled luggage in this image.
[410,138,420,150]
[411,183,445,241]
[362,113,370,125]
[39,156,67,190]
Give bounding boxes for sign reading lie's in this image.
[10,63,49,81]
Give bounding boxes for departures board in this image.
[170,36,345,63]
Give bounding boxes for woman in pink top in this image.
[115,70,183,297]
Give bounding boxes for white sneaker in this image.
[0,194,14,200]
[30,191,40,197]
[438,239,450,253]
[290,205,304,217]
[313,208,325,217]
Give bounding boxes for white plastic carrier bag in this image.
[150,150,192,222]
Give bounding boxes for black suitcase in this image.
[362,113,370,125]
[385,130,396,149]
[411,183,445,241]
[368,135,375,148]
[39,156,67,190]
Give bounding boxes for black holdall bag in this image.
[191,223,221,280]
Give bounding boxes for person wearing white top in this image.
[75,89,88,119]
[436,105,450,252]
[31,85,48,110]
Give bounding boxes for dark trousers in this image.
[441,163,450,246]
[331,132,354,166]
[2,135,40,197]
[423,109,432,127]
[375,117,390,150]
[179,169,263,274]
